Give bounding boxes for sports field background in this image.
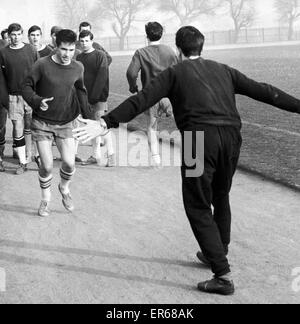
[108,45,300,190]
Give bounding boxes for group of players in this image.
[1,19,299,296]
[0,21,176,217]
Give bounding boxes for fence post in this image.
[262,28,265,43]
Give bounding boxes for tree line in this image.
[56,0,300,50]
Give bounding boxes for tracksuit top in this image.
[22,56,91,125]
[103,57,300,131]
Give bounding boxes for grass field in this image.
[107,45,300,190]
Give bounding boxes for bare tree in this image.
[159,0,221,26]
[93,0,147,50]
[275,0,300,40]
[56,0,90,30]
[224,0,255,43]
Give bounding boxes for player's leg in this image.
[24,102,33,163]
[181,128,234,295]
[0,107,7,171]
[9,96,27,174]
[82,104,101,165]
[36,140,54,216]
[56,135,76,212]
[97,102,116,167]
[146,106,160,167]
[212,127,242,254]
[31,118,55,217]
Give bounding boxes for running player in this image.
[0,23,38,174]
[22,29,91,217]
[126,22,178,167]
[28,25,52,58]
[77,30,115,167]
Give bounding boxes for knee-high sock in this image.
[39,174,53,202]
[14,136,27,164]
[60,168,76,194]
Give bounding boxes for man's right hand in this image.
[40,97,54,111]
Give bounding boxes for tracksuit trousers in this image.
[181,125,242,277]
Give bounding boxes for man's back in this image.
[127,44,178,92]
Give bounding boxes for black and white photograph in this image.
[0,0,299,306]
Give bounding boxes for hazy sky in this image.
[0,0,293,38]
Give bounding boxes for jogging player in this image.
[126,22,178,167]
[22,29,91,217]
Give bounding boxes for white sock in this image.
[17,146,27,165]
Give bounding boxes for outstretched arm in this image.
[229,67,300,114]
[73,67,176,142]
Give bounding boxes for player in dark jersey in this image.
[28,25,52,58]
[22,29,91,217]
[0,23,38,174]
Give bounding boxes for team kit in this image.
[0,20,299,296]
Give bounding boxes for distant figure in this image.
[74,26,300,296]
[77,22,112,66]
[77,30,116,167]
[126,22,178,167]
[28,25,52,58]
[48,26,63,50]
[0,29,9,49]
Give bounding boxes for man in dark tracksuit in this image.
[73,26,300,296]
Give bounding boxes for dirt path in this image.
[0,126,299,304]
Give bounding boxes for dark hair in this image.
[28,25,42,36]
[79,22,92,31]
[176,26,205,57]
[145,22,163,42]
[8,23,23,35]
[79,30,94,41]
[56,29,77,47]
[1,29,8,40]
[50,26,63,36]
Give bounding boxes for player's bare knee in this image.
[39,164,53,178]
[61,162,75,173]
